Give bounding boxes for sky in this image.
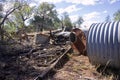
[1,0,120,28]
[29,0,120,27]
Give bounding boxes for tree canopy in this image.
[30,2,60,32]
[105,15,111,22]
[13,1,34,29]
[62,12,72,31]
[114,10,120,21]
[76,16,84,27]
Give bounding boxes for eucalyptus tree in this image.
[105,15,111,22]
[0,3,3,20]
[31,15,43,32]
[114,9,120,21]
[0,1,21,41]
[32,2,60,32]
[76,16,84,27]
[62,12,72,31]
[13,1,34,30]
[0,3,3,11]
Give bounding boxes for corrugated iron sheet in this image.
[87,22,120,68]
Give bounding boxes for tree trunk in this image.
[0,5,21,43]
[0,25,4,42]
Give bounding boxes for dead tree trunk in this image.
[0,26,4,42]
[0,5,21,42]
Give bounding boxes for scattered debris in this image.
[0,39,71,80]
[33,33,50,45]
[50,30,70,45]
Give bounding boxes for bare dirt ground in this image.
[47,54,120,80]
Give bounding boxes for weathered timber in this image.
[34,46,71,80]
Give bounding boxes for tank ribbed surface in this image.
[87,22,120,68]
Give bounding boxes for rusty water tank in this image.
[69,28,87,55]
[87,21,120,68]
[79,27,89,37]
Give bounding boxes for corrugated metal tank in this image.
[87,22,120,68]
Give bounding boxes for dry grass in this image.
[47,53,120,80]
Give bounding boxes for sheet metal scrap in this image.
[50,30,71,45]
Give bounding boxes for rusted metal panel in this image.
[79,27,89,38]
[87,21,120,68]
[70,28,87,55]
[34,33,50,45]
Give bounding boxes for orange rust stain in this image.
[71,28,87,56]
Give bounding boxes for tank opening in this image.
[69,32,77,43]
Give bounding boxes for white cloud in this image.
[69,15,79,23]
[82,11,101,27]
[82,20,99,28]
[64,11,103,27]
[108,0,120,4]
[57,5,82,14]
[34,0,102,5]
[83,11,100,21]
[65,0,101,5]
[34,0,63,4]
[29,3,37,7]
[103,10,107,13]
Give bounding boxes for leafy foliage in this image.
[76,16,84,27]
[31,2,60,31]
[114,10,120,21]
[30,15,44,32]
[62,12,72,31]
[13,1,34,29]
[0,1,22,41]
[105,15,111,22]
[4,19,16,33]
[0,3,3,11]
